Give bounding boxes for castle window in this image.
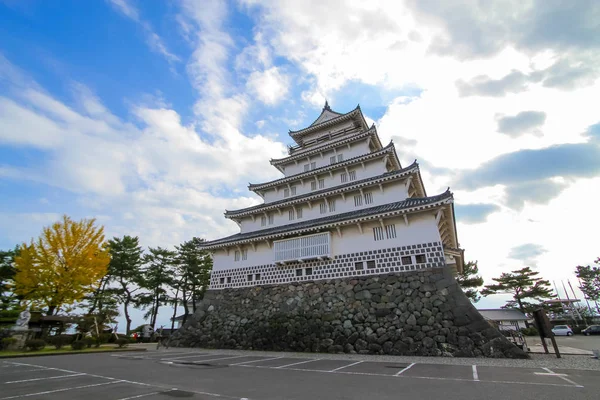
[227,277,232,283]
[255,273,261,280]
[268,214,274,224]
[328,199,336,212]
[401,256,412,265]
[311,181,317,190]
[415,254,426,264]
[367,260,376,269]
[242,249,248,260]
[297,207,303,218]
[340,172,348,183]
[234,250,241,261]
[354,194,363,207]
[318,179,325,189]
[337,154,344,162]
[219,277,225,284]
[330,155,336,164]
[305,267,313,275]
[289,209,295,221]
[311,162,316,170]
[296,268,303,277]
[349,170,356,181]
[261,216,266,226]
[364,192,373,204]
[291,186,296,195]
[284,188,290,197]
[355,262,364,270]
[247,274,253,282]
[304,164,310,172]
[385,224,396,239]
[319,202,327,214]
[373,226,384,241]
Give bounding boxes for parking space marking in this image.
[472,365,479,381]
[394,362,415,376]
[0,381,120,400]
[329,361,363,372]
[116,392,161,400]
[161,353,235,361]
[230,356,284,366]
[275,359,321,369]
[3,373,85,384]
[540,367,583,388]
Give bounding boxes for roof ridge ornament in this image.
[323,100,331,111]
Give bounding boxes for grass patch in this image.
[0,345,145,358]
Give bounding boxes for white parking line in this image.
[165,355,247,364]
[229,356,284,366]
[3,373,85,384]
[472,365,479,381]
[541,367,583,388]
[116,392,161,400]
[161,353,231,361]
[329,361,363,372]
[394,362,415,376]
[0,381,120,400]
[275,359,322,369]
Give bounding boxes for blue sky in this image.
[1,0,600,328]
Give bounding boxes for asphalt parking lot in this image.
[1,349,599,400]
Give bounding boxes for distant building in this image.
[478,309,528,330]
[198,102,464,288]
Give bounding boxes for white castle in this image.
[200,102,464,288]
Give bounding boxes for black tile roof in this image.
[226,161,419,217]
[201,189,453,248]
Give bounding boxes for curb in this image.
[0,347,147,359]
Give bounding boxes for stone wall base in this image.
[169,267,528,358]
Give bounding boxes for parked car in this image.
[582,325,600,336]
[551,325,573,336]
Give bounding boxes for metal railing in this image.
[273,232,331,263]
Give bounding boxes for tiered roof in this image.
[202,189,457,250]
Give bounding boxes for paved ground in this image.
[529,335,600,352]
[1,349,599,399]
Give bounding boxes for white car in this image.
[551,325,573,336]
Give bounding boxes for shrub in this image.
[520,327,539,336]
[0,330,14,350]
[84,336,95,348]
[25,339,46,351]
[1,337,18,350]
[49,334,74,349]
[71,340,86,350]
[115,338,129,348]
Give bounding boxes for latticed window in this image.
[234,250,241,261]
[354,194,363,207]
[297,207,303,218]
[283,188,290,197]
[349,170,356,180]
[311,162,316,169]
[304,164,310,172]
[320,202,327,214]
[318,179,325,189]
[330,155,336,164]
[268,214,274,224]
[311,181,317,190]
[340,172,348,183]
[242,249,248,260]
[385,224,396,239]
[364,192,373,204]
[328,199,336,212]
[291,186,296,195]
[288,209,295,221]
[401,256,412,265]
[261,216,266,226]
[367,260,376,269]
[337,154,344,162]
[415,254,427,263]
[373,226,384,241]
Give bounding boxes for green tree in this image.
[106,235,143,335]
[0,247,20,310]
[575,258,600,302]
[481,267,555,318]
[138,247,176,329]
[173,238,213,327]
[456,260,484,303]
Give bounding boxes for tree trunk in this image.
[124,296,132,336]
[47,305,56,316]
[170,287,179,331]
[181,286,189,326]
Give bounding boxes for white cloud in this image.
[246,67,289,105]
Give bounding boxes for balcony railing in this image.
[273,232,331,263]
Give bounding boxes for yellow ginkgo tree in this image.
[14,215,110,316]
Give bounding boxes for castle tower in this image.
[202,103,464,287]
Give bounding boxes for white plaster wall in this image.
[281,140,371,177]
[300,120,357,147]
[240,168,408,233]
[258,158,388,206]
[213,212,442,273]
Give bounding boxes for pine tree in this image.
[575,258,600,302]
[0,247,20,310]
[481,266,555,317]
[456,260,484,303]
[138,247,176,329]
[106,235,144,335]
